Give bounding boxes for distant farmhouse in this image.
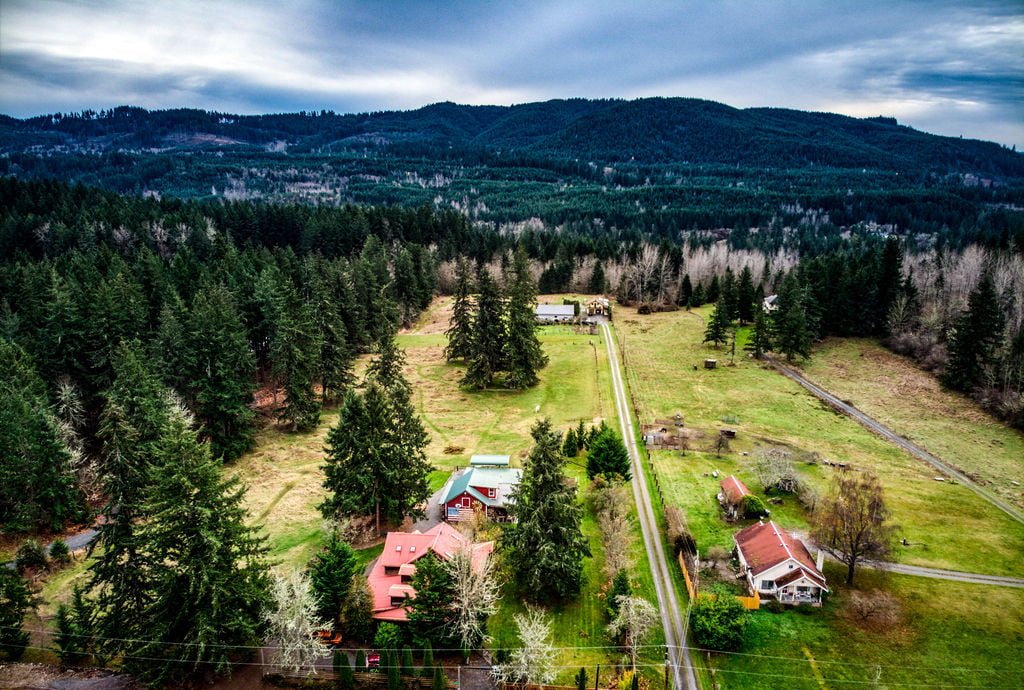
[717,475,752,520]
[535,303,577,324]
[368,522,493,621]
[439,454,522,522]
[762,294,779,313]
[734,520,828,605]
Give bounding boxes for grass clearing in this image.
[616,308,1024,577]
[799,337,1024,511]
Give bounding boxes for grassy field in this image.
[799,337,1024,511]
[613,306,1024,688]
[616,308,1024,577]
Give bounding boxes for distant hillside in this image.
[2,98,1021,177]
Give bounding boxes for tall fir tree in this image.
[406,553,457,648]
[504,246,548,390]
[737,266,756,324]
[586,426,631,481]
[744,309,773,359]
[703,299,731,347]
[307,532,359,624]
[589,261,608,294]
[462,268,504,389]
[504,418,590,602]
[772,274,814,363]
[128,405,270,686]
[875,236,904,335]
[269,276,323,432]
[444,256,476,362]
[321,335,431,533]
[679,273,694,308]
[721,268,739,321]
[942,272,1006,392]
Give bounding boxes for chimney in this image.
[816,550,824,572]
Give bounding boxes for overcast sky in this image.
[2,0,1022,147]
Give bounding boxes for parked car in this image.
[366,652,381,670]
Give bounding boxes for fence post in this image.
[595,664,600,690]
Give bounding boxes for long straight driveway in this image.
[601,320,699,690]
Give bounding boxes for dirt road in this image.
[766,356,1024,526]
[601,320,698,690]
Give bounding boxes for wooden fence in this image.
[676,552,760,610]
[266,670,446,688]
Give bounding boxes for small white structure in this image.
[762,294,779,313]
[535,304,576,323]
[734,520,828,605]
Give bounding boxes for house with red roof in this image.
[368,522,494,622]
[734,520,828,605]
[717,475,751,520]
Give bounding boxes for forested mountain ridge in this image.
[3,98,1021,176]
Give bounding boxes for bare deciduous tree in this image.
[754,446,801,494]
[263,570,331,675]
[591,479,633,578]
[491,607,556,686]
[844,590,902,632]
[811,471,898,585]
[446,544,501,651]
[606,595,659,670]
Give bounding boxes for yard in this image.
[614,306,1024,688]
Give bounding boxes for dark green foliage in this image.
[586,426,631,481]
[407,553,457,648]
[744,309,773,359]
[387,650,403,690]
[49,539,71,565]
[504,418,591,602]
[691,593,747,651]
[159,284,257,460]
[321,334,431,533]
[741,495,770,519]
[340,576,374,642]
[420,642,435,677]
[401,646,415,677]
[737,266,756,324]
[0,338,84,532]
[703,299,731,347]
[607,569,631,618]
[562,426,580,457]
[875,237,904,335]
[772,275,814,363]
[0,569,31,660]
[943,273,1006,393]
[334,650,355,690]
[54,602,88,664]
[355,649,367,671]
[433,665,448,690]
[589,261,608,294]
[504,246,548,390]
[308,532,358,624]
[126,408,271,686]
[721,268,739,321]
[632,671,640,690]
[444,257,475,362]
[15,539,48,572]
[462,268,505,389]
[374,622,404,653]
[575,667,588,690]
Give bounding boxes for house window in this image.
[390,597,406,607]
[760,579,776,590]
[384,566,399,576]
[487,488,496,499]
[797,586,811,593]
[461,496,471,508]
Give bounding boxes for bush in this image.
[374,622,404,653]
[764,599,786,614]
[741,495,770,519]
[15,539,48,572]
[0,569,32,660]
[49,539,71,565]
[691,594,747,651]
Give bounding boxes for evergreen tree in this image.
[387,650,403,690]
[589,261,608,294]
[421,642,435,677]
[703,299,731,347]
[272,294,323,432]
[444,257,476,362]
[504,246,548,390]
[305,260,354,404]
[772,275,813,363]
[0,569,31,660]
[706,275,720,303]
[690,281,706,307]
[462,269,504,389]
[335,650,356,690]
[575,667,588,690]
[744,309,773,359]
[406,553,457,648]
[562,426,580,457]
[875,237,904,335]
[607,569,631,618]
[128,405,270,686]
[308,532,359,624]
[943,272,1006,392]
[401,645,415,677]
[721,268,739,321]
[54,603,88,664]
[679,273,694,307]
[321,335,431,533]
[586,427,631,481]
[737,266,756,324]
[504,419,590,602]
[433,665,448,690]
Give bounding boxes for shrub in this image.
[691,594,747,651]
[49,539,71,565]
[607,569,631,618]
[374,622,404,653]
[665,505,696,556]
[0,569,32,660]
[764,599,786,614]
[15,539,48,572]
[741,495,770,519]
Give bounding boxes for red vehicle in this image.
[312,629,343,647]
[366,652,381,670]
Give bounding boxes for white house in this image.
[734,520,828,605]
[535,304,576,323]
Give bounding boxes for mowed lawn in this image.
[799,337,1024,511]
[613,307,1024,688]
[616,308,1024,577]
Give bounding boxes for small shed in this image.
[704,359,718,370]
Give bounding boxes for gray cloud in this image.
[1,0,1021,147]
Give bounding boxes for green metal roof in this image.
[442,467,522,507]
